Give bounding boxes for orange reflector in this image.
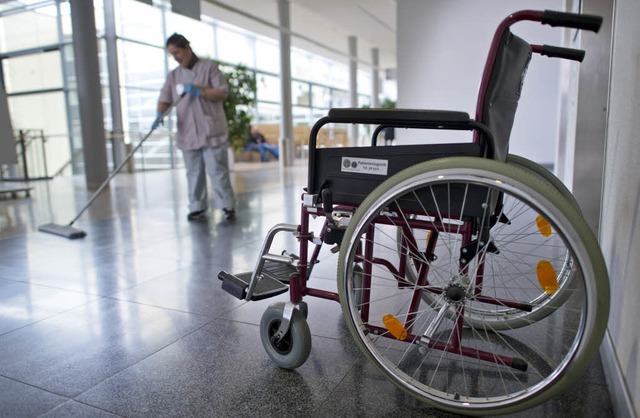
[536,260,559,294]
[382,313,408,341]
[536,215,552,237]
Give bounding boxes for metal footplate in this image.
[219,223,301,301]
[219,259,296,301]
[219,270,288,301]
[261,258,297,283]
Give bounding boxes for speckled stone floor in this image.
[0,161,613,417]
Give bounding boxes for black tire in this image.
[506,154,581,211]
[337,157,609,415]
[260,302,311,369]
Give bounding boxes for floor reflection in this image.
[0,161,613,417]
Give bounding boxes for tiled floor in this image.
[0,161,613,417]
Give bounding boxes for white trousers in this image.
[181,145,235,212]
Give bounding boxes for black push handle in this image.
[541,10,602,32]
[540,45,585,62]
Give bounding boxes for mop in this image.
[38,91,186,239]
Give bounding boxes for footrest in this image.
[262,259,298,283]
[218,270,289,301]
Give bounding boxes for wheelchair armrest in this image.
[327,108,470,127]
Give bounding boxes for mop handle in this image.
[68,94,186,226]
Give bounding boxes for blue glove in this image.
[151,111,164,130]
[182,83,201,98]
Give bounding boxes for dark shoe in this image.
[187,209,207,221]
[223,208,236,221]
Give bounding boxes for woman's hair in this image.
[166,33,190,48]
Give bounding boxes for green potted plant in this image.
[216,62,257,158]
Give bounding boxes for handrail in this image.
[4,128,180,181]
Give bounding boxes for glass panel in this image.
[119,40,166,90]
[255,37,279,74]
[2,50,62,93]
[121,86,178,170]
[292,81,309,107]
[97,39,109,87]
[0,2,23,13]
[256,73,279,103]
[12,91,70,135]
[291,49,311,81]
[122,87,164,135]
[256,102,280,125]
[359,94,371,108]
[332,89,349,108]
[311,85,331,109]
[216,25,254,67]
[115,0,163,46]
[165,9,215,58]
[0,8,59,53]
[357,68,371,95]
[94,0,105,36]
[309,55,332,84]
[311,107,327,121]
[292,105,311,125]
[59,1,72,42]
[328,61,349,90]
[8,91,70,175]
[293,49,349,89]
[382,79,397,102]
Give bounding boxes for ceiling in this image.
[290,0,396,67]
[203,0,397,70]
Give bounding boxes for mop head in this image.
[38,223,86,239]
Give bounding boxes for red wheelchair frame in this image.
[219,10,608,416]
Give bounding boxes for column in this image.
[371,47,380,108]
[0,86,17,165]
[348,35,358,146]
[278,0,294,167]
[70,0,109,189]
[104,0,126,169]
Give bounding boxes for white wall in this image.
[600,0,640,415]
[397,0,563,165]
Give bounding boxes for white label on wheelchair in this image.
[341,157,388,176]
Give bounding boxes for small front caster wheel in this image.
[298,301,309,319]
[260,302,311,369]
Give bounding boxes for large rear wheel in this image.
[337,157,609,416]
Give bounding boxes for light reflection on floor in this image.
[0,161,613,417]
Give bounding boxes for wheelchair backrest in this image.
[480,30,532,162]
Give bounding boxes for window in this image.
[255,37,279,74]
[0,0,391,177]
[256,102,280,124]
[332,89,349,108]
[166,10,215,58]
[216,24,254,67]
[2,50,63,93]
[256,73,279,103]
[292,81,310,106]
[115,0,163,46]
[0,6,62,53]
[357,68,371,96]
[311,85,330,109]
[119,40,165,90]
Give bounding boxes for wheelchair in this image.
[219,10,609,416]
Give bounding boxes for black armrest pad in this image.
[327,108,470,125]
